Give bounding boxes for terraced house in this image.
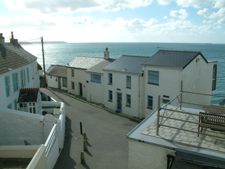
[0,32,40,110]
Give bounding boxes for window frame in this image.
[91,74,101,83]
[71,82,75,90]
[148,70,159,85]
[126,94,131,107]
[5,76,10,97]
[108,73,113,85]
[71,69,74,77]
[108,90,113,102]
[147,95,153,109]
[27,68,29,83]
[62,77,67,87]
[126,76,131,89]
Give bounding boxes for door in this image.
[117,93,122,112]
[58,77,61,89]
[79,83,83,96]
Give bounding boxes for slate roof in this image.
[68,56,104,69]
[46,65,67,77]
[18,88,39,103]
[86,58,115,74]
[5,43,36,63]
[143,50,208,69]
[0,44,30,75]
[103,55,150,74]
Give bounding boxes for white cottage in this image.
[67,48,110,98]
[46,65,68,90]
[86,58,115,104]
[0,32,40,110]
[103,55,150,118]
[140,50,217,118]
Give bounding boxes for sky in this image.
[1,0,225,43]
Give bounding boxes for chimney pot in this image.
[0,33,5,45]
[104,47,109,59]
[10,31,18,45]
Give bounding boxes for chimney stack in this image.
[104,47,109,59]
[10,31,18,45]
[0,33,5,45]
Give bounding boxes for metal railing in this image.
[156,89,225,140]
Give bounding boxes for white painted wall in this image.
[47,75,58,88]
[0,60,39,109]
[86,72,104,104]
[103,71,140,118]
[141,66,181,118]
[128,140,175,169]
[141,55,215,117]
[67,67,86,97]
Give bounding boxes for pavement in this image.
[41,88,140,169]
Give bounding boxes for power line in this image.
[19,38,41,42]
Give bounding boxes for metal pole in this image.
[180,80,183,110]
[156,95,161,135]
[80,122,83,135]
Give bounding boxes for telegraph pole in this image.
[41,37,46,87]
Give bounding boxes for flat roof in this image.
[127,105,225,167]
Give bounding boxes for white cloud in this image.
[197,8,211,17]
[217,17,225,24]
[170,9,188,20]
[164,16,168,19]
[213,0,225,8]
[203,20,214,23]
[4,0,153,13]
[209,8,225,19]
[157,0,174,5]
[176,0,212,8]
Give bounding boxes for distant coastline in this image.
[19,41,67,45]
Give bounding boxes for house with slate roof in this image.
[86,58,115,104]
[67,48,110,98]
[140,50,217,118]
[0,32,40,110]
[103,55,150,118]
[46,65,68,90]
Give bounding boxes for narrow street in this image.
[41,88,139,169]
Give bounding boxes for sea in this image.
[21,42,225,105]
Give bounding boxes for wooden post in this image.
[156,95,161,135]
[83,140,88,151]
[180,80,183,110]
[41,36,46,87]
[84,133,88,142]
[81,151,86,164]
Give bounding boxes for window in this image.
[126,94,131,107]
[91,74,101,83]
[62,77,67,87]
[126,76,131,88]
[71,69,74,77]
[5,76,10,97]
[108,73,112,85]
[72,82,75,90]
[14,99,17,110]
[7,103,12,109]
[212,64,217,91]
[108,90,113,102]
[20,70,25,88]
[27,68,29,83]
[147,96,153,109]
[12,72,18,92]
[148,70,159,85]
[29,103,36,114]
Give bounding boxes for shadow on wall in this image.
[53,116,76,169]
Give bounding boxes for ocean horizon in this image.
[21,42,225,105]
